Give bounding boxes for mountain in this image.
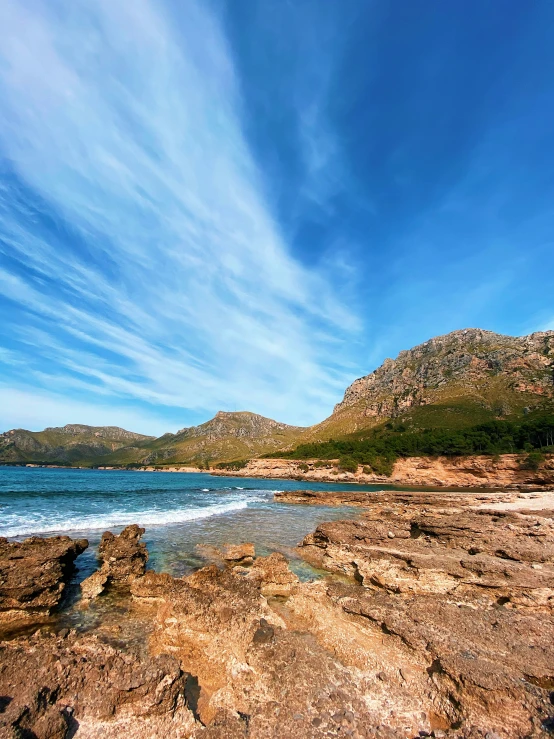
[0,425,154,464]
[305,328,554,441]
[2,329,553,467]
[101,411,306,466]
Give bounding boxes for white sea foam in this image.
[1,500,257,538]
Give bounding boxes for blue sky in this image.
[1,0,553,435]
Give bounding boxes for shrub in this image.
[298,462,309,472]
[338,456,358,473]
[368,455,395,477]
[519,451,545,471]
[214,459,249,471]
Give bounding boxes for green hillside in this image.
[0,425,153,465]
[91,412,306,467]
[2,329,553,468]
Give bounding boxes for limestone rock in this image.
[98,524,148,583]
[287,490,554,737]
[196,542,256,567]
[80,525,148,602]
[0,535,88,626]
[223,453,554,488]
[298,491,554,608]
[247,552,299,596]
[0,630,195,738]
[132,563,412,737]
[79,569,109,602]
[221,542,255,564]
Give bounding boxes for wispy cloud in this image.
[0,387,171,436]
[0,0,360,430]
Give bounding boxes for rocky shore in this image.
[1,490,553,738]
[212,453,554,488]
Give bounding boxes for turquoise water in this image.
[0,467,386,579]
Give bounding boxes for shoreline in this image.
[2,461,545,495]
[1,488,553,737]
[274,487,554,509]
[212,453,554,489]
[3,451,554,491]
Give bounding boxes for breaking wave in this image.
[1,499,257,538]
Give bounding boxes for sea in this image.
[0,466,389,582]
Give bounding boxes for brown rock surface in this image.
[80,524,148,601]
[196,542,256,567]
[292,490,554,736]
[132,562,420,737]
[3,490,554,738]
[221,542,255,564]
[246,551,299,596]
[98,524,148,582]
[0,536,88,626]
[275,488,522,507]
[214,453,554,487]
[79,569,109,601]
[0,630,195,738]
[297,491,554,608]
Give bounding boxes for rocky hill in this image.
[99,411,306,466]
[306,328,554,440]
[0,425,153,464]
[2,329,553,467]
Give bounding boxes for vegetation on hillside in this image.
[213,459,249,471]
[266,416,554,475]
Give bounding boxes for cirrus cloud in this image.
[0,0,360,431]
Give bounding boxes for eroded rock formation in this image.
[196,542,256,567]
[0,535,88,627]
[80,524,148,602]
[131,563,414,737]
[213,453,554,488]
[245,551,299,596]
[2,491,553,737]
[291,490,554,736]
[0,630,195,738]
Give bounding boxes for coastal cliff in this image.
[212,452,554,488]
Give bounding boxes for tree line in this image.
[266,416,554,474]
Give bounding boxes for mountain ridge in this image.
[101,411,306,466]
[0,425,153,464]
[2,328,553,466]
[303,328,554,441]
